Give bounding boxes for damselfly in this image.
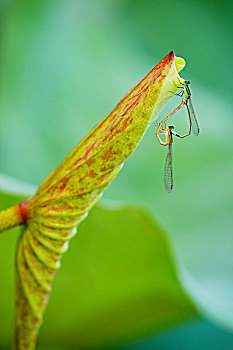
[180,80,200,136]
[164,126,174,192]
[157,123,187,192]
[156,124,181,192]
[156,80,199,145]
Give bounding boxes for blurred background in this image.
[0,0,232,349]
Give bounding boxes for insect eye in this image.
[185,80,190,85]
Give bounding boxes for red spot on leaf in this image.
[87,158,95,166]
[59,176,71,192]
[110,113,117,122]
[74,141,97,166]
[101,145,122,161]
[17,200,29,223]
[79,176,85,183]
[108,135,114,142]
[122,95,142,116]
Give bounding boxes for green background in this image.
[0,0,232,349]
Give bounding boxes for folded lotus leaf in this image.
[1,51,186,349]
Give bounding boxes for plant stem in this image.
[0,202,28,234]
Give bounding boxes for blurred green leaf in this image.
[39,201,199,349]
[120,320,233,350]
[0,177,198,349]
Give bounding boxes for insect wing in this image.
[164,143,173,192]
[187,98,200,136]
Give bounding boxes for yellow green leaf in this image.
[13,51,186,349]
